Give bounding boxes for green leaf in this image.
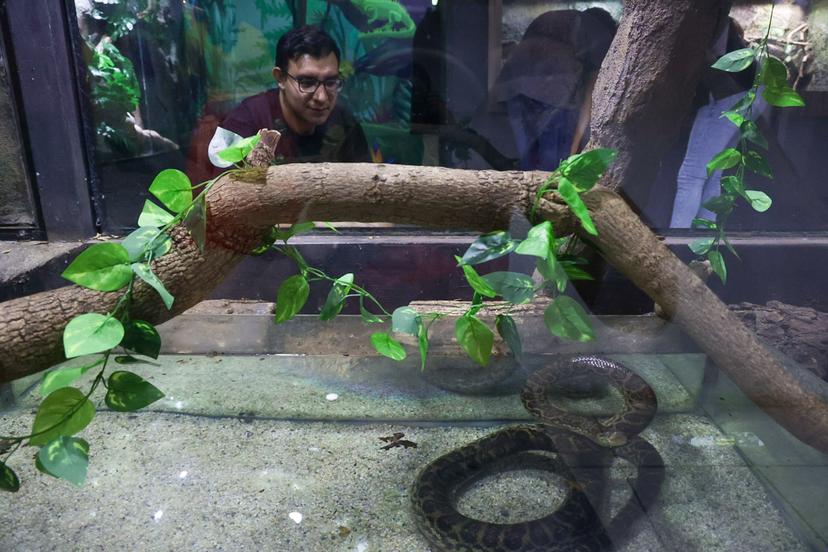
[37,436,89,486]
[557,177,597,235]
[691,218,717,229]
[251,226,280,255]
[708,249,727,284]
[319,273,354,321]
[762,85,805,108]
[759,57,805,107]
[417,322,429,371]
[722,110,746,127]
[41,358,103,396]
[273,222,316,242]
[496,314,522,360]
[114,355,146,365]
[29,387,95,446]
[730,89,756,114]
[711,48,755,72]
[745,190,772,212]
[722,232,741,260]
[689,238,713,255]
[740,120,767,149]
[706,148,742,177]
[460,231,518,265]
[131,263,174,310]
[359,298,383,324]
[744,151,773,178]
[558,148,616,191]
[543,296,595,342]
[760,56,789,89]
[0,463,20,492]
[455,255,497,298]
[392,306,420,336]
[61,243,132,292]
[320,221,340,234]
[290,221,316,235]
[515,221,553,259]
[370,332,407,361]
[536,253,568,292]
[482,271,536,304]
[183,195,207,252]
[702,194,736,215]
[560,262,594,282]
[137,200,174,228]
[217,134,262,163]
[274,274,310,324]
[121,320,161,359]
[720,175,745,197]
[149,169,192,214]
[121,227,172,262]
[689,237,715,255]
[105,371,164,412]
[63,313,124,358]
[455,315,493,367]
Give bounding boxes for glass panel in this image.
[4,3,828,551]
[69,1,828,233]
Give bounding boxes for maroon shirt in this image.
[220,89,371,164]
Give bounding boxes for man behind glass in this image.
[208,25,370,167]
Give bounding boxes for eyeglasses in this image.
[285,72,344,95]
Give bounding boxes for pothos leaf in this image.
[557,177,597,235]
[105,371,164,412]
[558,148,616,192]
[543,296,595,342]
[708,249,727,284]
[370,332,407,361]
[711,48,755,72]
[319,273,354,321]
[149,169,192,214]
[495,314,522,360]
[0,463,20,492]
[455,314,493,367]
[455,255,497,298]
[274,274,310,324]
[63,313,124,358]
[29,387,95,446]
[514,221,553,259]
[36,436,89,486]
[459,231,518,265]
[183,195,207,252]
[61,243,132,292]
[392,306,420,336]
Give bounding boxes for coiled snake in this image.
[412,356,664,551]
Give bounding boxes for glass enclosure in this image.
[1,1,828,551]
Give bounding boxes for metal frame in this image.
[2,0,96,240]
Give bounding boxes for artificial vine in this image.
[690,5,804,282]
[0,135,262,492]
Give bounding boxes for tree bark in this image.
[2,0,827,456]
[590,0,728,208]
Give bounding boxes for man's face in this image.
[273,52,340,134]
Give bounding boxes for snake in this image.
[411,356,664,552]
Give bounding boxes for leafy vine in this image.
[689,5,804,282]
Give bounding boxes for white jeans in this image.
[670,91,768,228]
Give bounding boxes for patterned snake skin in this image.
[412,356,665,551]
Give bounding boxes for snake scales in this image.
[412,356,665,551]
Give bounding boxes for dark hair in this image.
[275,25,341,69]
[583,8,617,34]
